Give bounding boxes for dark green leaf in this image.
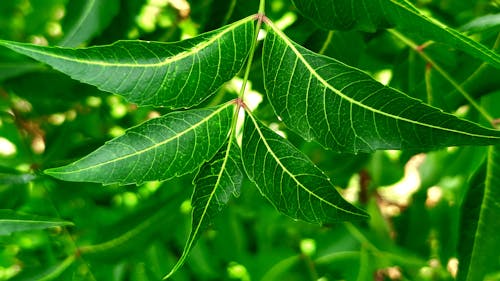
[45,103,236,185]
[458,145,500,281]
[164,140,243,279]
[0,16,255,107]
[262,24,500,153]
[291,0,500,68]
[0,209,73,236]
[59,0,120,47]
[0,50,44,82]
[241,112,368,224]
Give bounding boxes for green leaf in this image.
[59,0,120,47]
[45,103,236,185]
[461,13,500,34]
[164,140,243,279]
[458,145,500,281]
[0,50,44,82]
[241,112,368,224]
[0,209,73,236]
[291,0,500,68]
[0,16,255,107]
[262,24,500,153]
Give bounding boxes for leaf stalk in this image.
[388,29,495,126]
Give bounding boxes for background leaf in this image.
[0,209,73,236]
[262,25,500,153]
[0,16,255,107]
[241,112,368,223]
[458,145,500,281]
[45,103,235,185]
[291,0,500,69]
[165,140,243,279]
[59,0,120,47]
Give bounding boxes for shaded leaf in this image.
[241,112,368,224]
[0,209,73,236]
[59,0,120,47]
[291,0,500,68]
[262,24,500,153]
[458,145,500,281]
[0,50,44,82]
[45,103,235,185]
[164,140,243,279]
[0,16,255,107]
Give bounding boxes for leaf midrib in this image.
[4,15,254,68]
[246,112,363,217]
[49,103,234,175]
[266,22,500,140]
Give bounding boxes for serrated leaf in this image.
[59,0,120,47]
[0,209,73,236]
[45,103,235,185]
[458,145,500,281]
[241,112,367,224]
[164,140,243,279]
[0,16,255,107]
[262,25,500,153]
[291,0,500,68]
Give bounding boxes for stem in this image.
[237,0,265,101]
[388,29,495,125]
[319,30,334,55]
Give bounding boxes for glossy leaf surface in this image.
[165,140,243,279]
[0,210,73,236]
[241,113,368,223]
[262,25,500,153]
[291,0,500,68]
[0,16,255,107]
[45,103,235,185]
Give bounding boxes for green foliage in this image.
[0,0,499,280]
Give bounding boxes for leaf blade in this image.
[458,145,500,281]
[0,210,73,236]
[164,140,243,279]
[0,16,255,107]
[59,0,120,47]
[241,113,367,224]
[262,24,500,153]
[45,103,235,185]
[291,0,500,68]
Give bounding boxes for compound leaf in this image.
[45,103,235,185]
[0,209,73,236]
[164,140,243,279]
[0,16,255,108]
[291,0,500,68]
[262,24,500,153]
[241,112,368,224]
